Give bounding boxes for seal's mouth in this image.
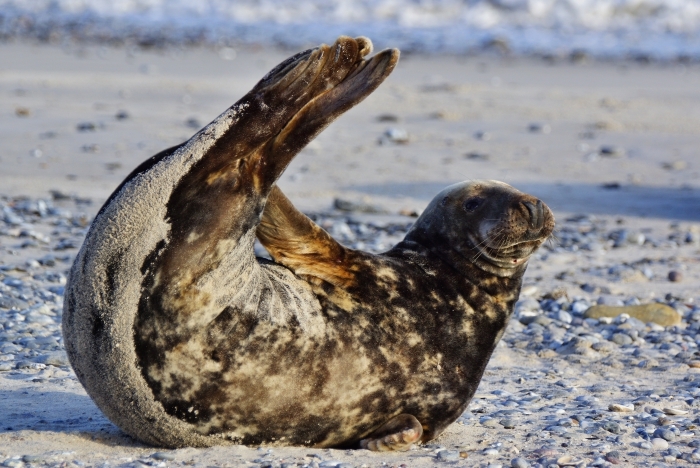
[467,233,550,269]
[468,197,555,269]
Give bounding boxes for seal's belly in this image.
[140,303,464,446]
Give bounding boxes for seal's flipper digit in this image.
[256,46,400,189]
[359,414,423,452]
[257,186,355,288]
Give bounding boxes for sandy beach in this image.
[1,40,700,467]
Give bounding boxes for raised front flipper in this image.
[359,414,424,451]
[63,36,399,449]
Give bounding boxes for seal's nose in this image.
[521,199,544,230]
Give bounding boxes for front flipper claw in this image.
[359,414,423,452]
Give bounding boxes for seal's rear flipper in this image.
[255,45,400,190]
[359,414,424,451]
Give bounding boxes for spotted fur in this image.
[62,36,554,450]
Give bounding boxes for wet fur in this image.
[62,36,554,449]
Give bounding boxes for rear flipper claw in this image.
[359,414,423,452]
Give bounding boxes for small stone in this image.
[115,110,130,120]
[599,145,625,157]
[611,333,633,345]
[16,361,46,370]
[483,448,499,457]
[15,107,30,117]
[464,151,489,160]
[76,122,96,132]
[668,271,682,282]
[638,359,659,369]
[481,418,499,428]
[602,421,621,434]
[37,351,70,367]
[436,450,460,462]
[319,461,341,467]
[0,296,28,310]
[601,182,621,189]
[605,450,621,464]
[151,452,176,461]
[662,407,688,415]
[591,341,615,353]
[185,117,201,129]
[584,304,681,327]
[474,131,492,141]
[499,419,516,429]
[556,454,583,466]
[376,114,399,122]
[511,458,530,468]
[528,123,551,134]
[2,460,24,468]
[653,428,676,442]
[383,128,409,144]
[662,160,687,170]
[608,403,634,412]
[554,310,573,324]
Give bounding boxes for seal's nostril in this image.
[521,200,542,229]
[535,200,544,230]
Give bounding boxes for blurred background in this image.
[2,0,700,60]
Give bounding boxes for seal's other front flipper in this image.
[257,186,357,289]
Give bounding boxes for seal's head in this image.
[405,180,554,277]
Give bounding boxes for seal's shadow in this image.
[0,388,141,447]
[346,181,700,221]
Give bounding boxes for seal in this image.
[62,36,554,451]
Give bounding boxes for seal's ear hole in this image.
[463,197,484,212]
[440,196,449,207]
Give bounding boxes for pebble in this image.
[667,270,682,282]
[602,421,621,434]
[150,452,176,461]
[605,450,621,464]
[499,418,516,429]
[662,407,688,415]
[609,403,634,412]
[481,417,499,428]
[599,145,626,157]
[436,450,460,462]
[584,304,681,326]
[611,333,633,345]
[511,458,530,468]
[382,128,409,144]
[654,428,676,442]
[528,123,551,134]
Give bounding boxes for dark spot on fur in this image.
[104,251,123,300]
[92,315,104,338]
[141,239,166,275]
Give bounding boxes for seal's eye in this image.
[463,197,483,212]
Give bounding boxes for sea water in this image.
[1,0,699,59]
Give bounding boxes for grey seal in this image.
[62,36,554,451]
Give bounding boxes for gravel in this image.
[1,195,700,467]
